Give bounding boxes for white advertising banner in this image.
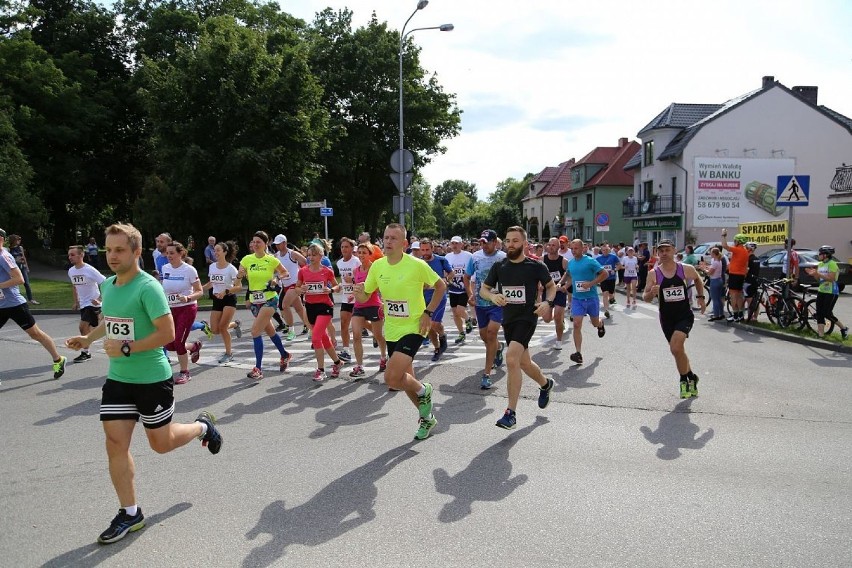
[693,157,795,227]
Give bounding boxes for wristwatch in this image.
[121,341,132,357]
[546,299,555,307]
[423,309,434,317]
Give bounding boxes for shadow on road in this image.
[554,356,602,390]
[243,442,418,567]
[42,502,192,568]
[639,399,714,460]
[432,415,548,523]
[309,382,391,438]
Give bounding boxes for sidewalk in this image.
[612,279,852,354]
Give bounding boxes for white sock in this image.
[82,349,89,355]
[196,421,208,437]
[124,505,138,516]
[416,386,426,397]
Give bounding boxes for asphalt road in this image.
[1,301,851,567]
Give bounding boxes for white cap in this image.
[272,234,287,245]
[450,236,463,243]
[410,241,421,250]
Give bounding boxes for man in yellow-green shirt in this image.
[355,223,446,440]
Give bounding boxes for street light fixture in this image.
[397,1,453,227]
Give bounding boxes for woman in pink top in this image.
[349,243,387,378]
[296,243,343,382]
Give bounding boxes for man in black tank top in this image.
[540,238,569,349]
[643,240,706,399]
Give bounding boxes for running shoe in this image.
[196,410,223,454]
[439,334,448,354]
[480,375,493,390]
[247,367,263,380]
[331,360,343,378]
[200,320,214,340]
[313,369,327,382]
[493,342,504,368]
[217,352,233,364]
[30,299,40,305]
[597,323,606,338]
[465,318,473,334]
[538,377,554,409]
[609,297,616,305]
[569,351,583,364]
[679,380,690,399]
[52,356,67,379]
[97,507,145,544]
[431,349,441,362]
[378,357,387,372]
[495,409,517,430]
[190,341,202,363]
[279,353,292,372]
[338,350,351,362]
[842,327,849,340]
[73,352,92,363]
[454,333,466,345]
[688,375,699,398]
[301,325,309,335]
[553,341,563,351]
[604,310,611,320]
[349,365,365,378]
[417,382,433,419]
[175,371,191,384]
[362,328,370,338]
[276,323,287,333]
[414,415,438,440]
[233,321,242,339]
[285,329,296,341]
[421,336,430,347]
[372,337,378,348]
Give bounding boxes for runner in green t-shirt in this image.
[804,245,849,339]
[65,223,222,545]
[354,223,446,440]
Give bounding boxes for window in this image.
[572,196,578,212]
[585,194,593,210]
[642,180,653,200]
[584,226,592,241]
[671,176,677,197]
[643,140,654,166]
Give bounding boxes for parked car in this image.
[756,247,809,263]
[759,250,850,292]
[680,242,731,264]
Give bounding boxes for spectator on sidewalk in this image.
[86,237,100,269]
[7,234,39,304]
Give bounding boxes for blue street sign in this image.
[776,175,809,207]
[595,212,610,226]
[320,207,333,217]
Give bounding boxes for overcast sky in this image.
[280,0,852,199]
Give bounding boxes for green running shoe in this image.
[417,382,433,419]
[414,415,438,440]
[679,380,690,399]
[688,376,699,398]
[53,356,67,379]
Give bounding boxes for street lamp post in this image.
[398,0,453,227]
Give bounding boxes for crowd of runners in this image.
[1,221,849,544]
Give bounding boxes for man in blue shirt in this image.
[465,229,506,389]
[594,243,621,319]
[559,239,608,365]
[419,239,453,361]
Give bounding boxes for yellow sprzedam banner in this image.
[737,221,789,245]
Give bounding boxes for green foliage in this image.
[434,179,477,207]
[0,100,46,228]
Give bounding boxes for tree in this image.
[137,15,328,241]
[0,100,46,229]
[410,177,436,236]
[306,9,461,238]
[434,179,477,207]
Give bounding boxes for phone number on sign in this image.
[696,201,740,209]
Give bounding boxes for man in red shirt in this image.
[721,229,750,322]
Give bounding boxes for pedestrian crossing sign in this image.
[776,175,810,206]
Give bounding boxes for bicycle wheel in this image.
[793,299,808,331]
[776,298,796,329]
[765,294,782,325]
[804,298,836,335]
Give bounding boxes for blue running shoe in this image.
[493,342,504,368]
[480,375,493,390]
[495,409,516,430]
[538,377,554,409]
[196,411,222,454]
[98,508,145,544]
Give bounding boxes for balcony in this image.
[623,195,682,217]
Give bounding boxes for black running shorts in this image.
[100,378,175,429]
